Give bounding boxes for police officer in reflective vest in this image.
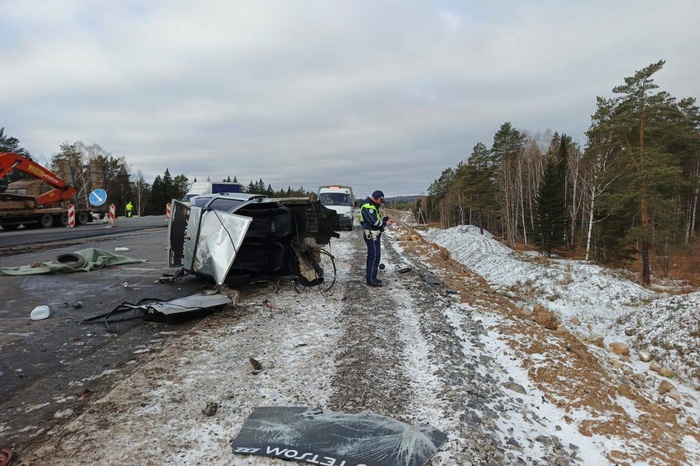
[360,190,394,287]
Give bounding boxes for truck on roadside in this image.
[0,152,96,229]
[182,181,243,203]
[317,185,355,230]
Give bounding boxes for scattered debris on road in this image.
[81,290,234,332]
[29,305,50,320]
[0,248,145,275]
[231,406,447,466]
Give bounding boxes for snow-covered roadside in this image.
[422,224,700,386]
[419,223,700,463]
[397,266,613,465]
[421,225,654,333]
[445,302,611,465]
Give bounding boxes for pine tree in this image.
[587,60,685,286]
[0,128,32,182]
[534,135,569,256]
[465,142,497,232]
[162,169,173,197]
[491,122,527,245]
[173,174,190,200]
[0,128,30,157]
[149,175,164,215]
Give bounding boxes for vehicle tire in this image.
[58,213,69,227]
[77,211,89,225]
[52,253,86,270]
[39,213,53,228]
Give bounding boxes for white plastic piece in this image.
[115,247,130,252]
[30,305,50,320]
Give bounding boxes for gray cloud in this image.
[1,0,698,197]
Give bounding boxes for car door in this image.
[167,199,253,285]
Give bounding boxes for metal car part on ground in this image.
[81,291,233,332]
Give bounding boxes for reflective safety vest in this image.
[360,202,380,227]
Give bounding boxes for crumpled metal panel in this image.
[146,292,232,316]
[188,208,252,285]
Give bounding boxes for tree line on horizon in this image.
[417,60,700,287]
[0,131,312,216]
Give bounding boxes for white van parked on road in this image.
[317,185,355,230]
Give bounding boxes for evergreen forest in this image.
[418,61,700,286]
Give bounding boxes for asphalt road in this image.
[0,215,170,253]
[0,216,216,453]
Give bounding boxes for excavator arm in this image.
[0,152,76,206]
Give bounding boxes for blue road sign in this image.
[89,189,107,207]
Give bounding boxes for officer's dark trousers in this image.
[364,233,381,283]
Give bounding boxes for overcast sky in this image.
[2,1,698,197]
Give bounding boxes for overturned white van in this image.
[167,193,339,287]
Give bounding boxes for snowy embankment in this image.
[420,224,700,386]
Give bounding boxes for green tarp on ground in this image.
[0,248,146,275]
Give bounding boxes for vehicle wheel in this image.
[58,213,69,226]
[77,211,89,225]
[52,253,86,270]
[39,213,54,228]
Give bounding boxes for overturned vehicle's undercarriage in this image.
[167,193,340,287]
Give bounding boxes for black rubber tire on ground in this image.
[77,211,89,225]
[39,213,53,228]
[52,253,86,270]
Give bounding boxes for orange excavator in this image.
[0,152,90,229]
[0,152,77,206]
